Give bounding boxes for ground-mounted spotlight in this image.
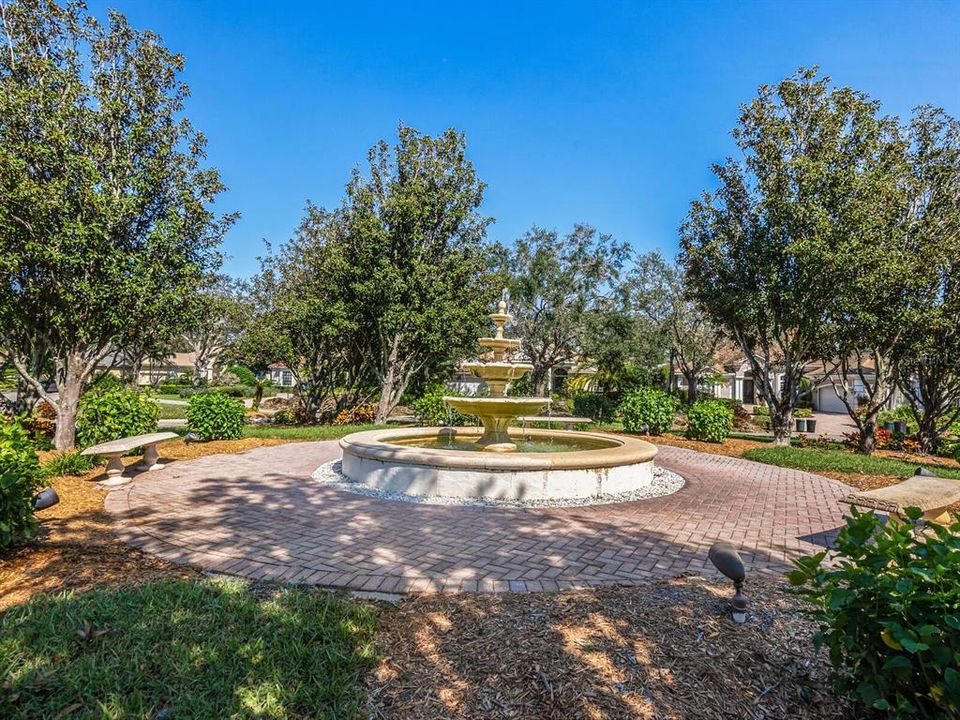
[184,431,200,444]
[708,540,748,624]
[33,487,60,511]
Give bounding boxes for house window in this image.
[281,371,293,387]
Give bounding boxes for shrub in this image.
[753,404,770,416]
[0,421,42,548]
[878,405,919,435]
[794,407,813,418]
[788,507,960,718]
[413,384,473,426]
[332,405,377,426]
[224,365,257,386]
[187,393,245,441]
[19,400,56,448]
[40,451,96,478]
[76,388,160,448]
[573,393,615,422]
[685,400,734,443]
[619,387,679,435]
[272,408,297,425]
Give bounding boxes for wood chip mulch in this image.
[0,437,286,611]
[369,576,859,720]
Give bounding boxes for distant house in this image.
[98,351,214,386]
[266,363,297,388]
[675,354,911,413]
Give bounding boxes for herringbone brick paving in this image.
[104,442,851,592]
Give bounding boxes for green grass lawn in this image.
[0,579,378,719]
[742,445,960,479]
[155,402,188,419]
[242,423,388,440]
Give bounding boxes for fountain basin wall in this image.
[339,427,658,501]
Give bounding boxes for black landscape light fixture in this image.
[33,487,60,511]
[708,540,748,624]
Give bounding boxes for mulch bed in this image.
[0,437,286,611]
[370,576,856,719]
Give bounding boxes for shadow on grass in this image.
[1,578,378,719]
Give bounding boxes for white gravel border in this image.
[311,460,685,508]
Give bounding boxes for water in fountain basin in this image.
[387,433,616,453]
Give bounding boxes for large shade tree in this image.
[896,107,960,453]
[628,252,721,405]
[506,224,631,397]
[680,68,909,445]
[0,0,231,448]
[341,126,499,423]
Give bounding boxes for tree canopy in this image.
[681,67,913,446]
[0,0,231,448]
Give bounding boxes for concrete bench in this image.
[840,468,960,523]
[80,431,179,487]
[518,416,593,430]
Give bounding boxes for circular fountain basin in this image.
[339,427,658,501]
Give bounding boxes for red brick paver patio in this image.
[105,442,852,593]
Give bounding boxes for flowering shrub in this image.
[619,387,679,435]
[789,507,960,717]
[332,405,377,426]
[685,400,734,443]
[0,421,42,548]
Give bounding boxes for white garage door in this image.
[817,387,849,414]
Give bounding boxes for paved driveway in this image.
[105,441,851,593]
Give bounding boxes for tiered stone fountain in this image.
[443,299,548,452]
[339,296,658,501]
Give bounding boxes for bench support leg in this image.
[99,453,130,488]
[135,443,165,472]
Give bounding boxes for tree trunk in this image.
[684,370,697,406]
[771,407,792,446]
[856,412,879,455]
[53,357,86,450]
[14,376,37,415]
[531,368,549,398]
[917,413,940,455]
[252,383,264,411]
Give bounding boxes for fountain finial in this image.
[501,287,510,312]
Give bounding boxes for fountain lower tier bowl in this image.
[338,427,658,501]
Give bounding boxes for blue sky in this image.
[91,1,959,278]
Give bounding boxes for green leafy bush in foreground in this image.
[619,387,679,435]
[788,507,960,718]
[0,421,41,549]
[76,387,159,447]
[188,392,246,441]
[685,399,734,443]
[0,579,378,718]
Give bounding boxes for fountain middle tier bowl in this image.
[442,395,549,418]
[338,427,658,501]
